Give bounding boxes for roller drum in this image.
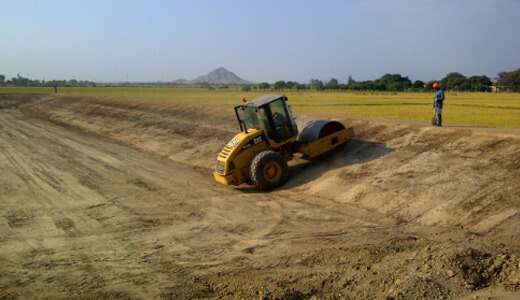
[295,118,346,144]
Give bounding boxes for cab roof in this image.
[244,94,287,109]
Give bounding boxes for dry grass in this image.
[2,86,520,128]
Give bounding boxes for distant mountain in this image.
[189,67,254,85]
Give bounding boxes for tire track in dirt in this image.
[1,104,400,298]
[19,94,520,234]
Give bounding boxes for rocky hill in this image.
[177,67,253,85]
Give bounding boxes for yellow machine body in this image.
[213,95,354,189]
[214,129,266,186]
[213,128,298,186]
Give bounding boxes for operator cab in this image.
[235,95,298,143]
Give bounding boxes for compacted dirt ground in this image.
[1,93,519,299]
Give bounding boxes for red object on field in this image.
[241,97,246,103]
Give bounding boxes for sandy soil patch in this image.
[0,94,519,299]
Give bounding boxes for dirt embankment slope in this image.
[21,94,520,234]
[0,93,518,299]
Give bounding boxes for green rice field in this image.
[2,86,520,129]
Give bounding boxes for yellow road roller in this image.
[213,95,354,190]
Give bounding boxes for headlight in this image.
[216,160,225,174]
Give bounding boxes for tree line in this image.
[251,68,520,92]
[0,74,96,87]
[496,68,520,92]
[3,68,519,92]
[254,73,493,92]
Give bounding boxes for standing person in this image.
[53,84,58,93]
[432,82,444,126]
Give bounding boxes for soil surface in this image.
[1,93,520,299]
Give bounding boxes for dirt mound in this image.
[0,93,45,109]
[290,115,520,234]
[20,94,238,170]
[171,237,520,299]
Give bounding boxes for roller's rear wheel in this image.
[250,151,288,190]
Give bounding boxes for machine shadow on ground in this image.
[236,139,394,193]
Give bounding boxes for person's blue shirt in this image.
[434,89,445,108]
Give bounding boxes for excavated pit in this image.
[0,93,519,299]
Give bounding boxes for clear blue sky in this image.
[1,0,519,83]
